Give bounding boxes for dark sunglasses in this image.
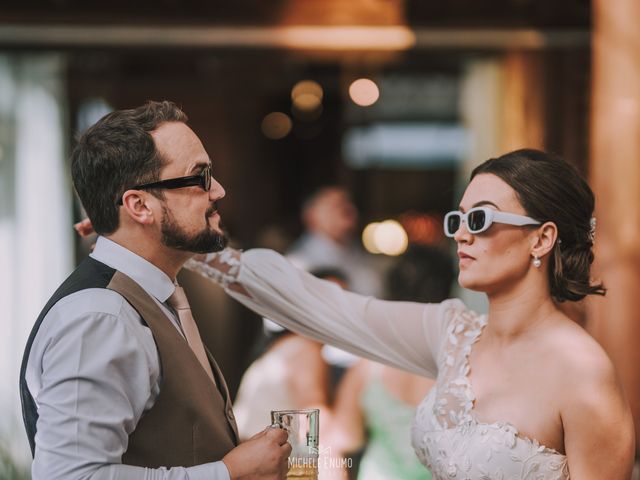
[117,165,212,205]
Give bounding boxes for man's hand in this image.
[74,218,95,237]
[222,427,291,479]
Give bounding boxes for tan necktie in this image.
[168,285,216,386]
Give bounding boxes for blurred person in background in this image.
[287,186,382,298]
[233,268,349,480]
[330,246,454,480]
[22,101,290,480]
[233,268,349,440]
[287,186,383,386]
[193,149,634,479]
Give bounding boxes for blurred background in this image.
[1,0,639,476]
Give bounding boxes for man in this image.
[19,101,290,479]
[286,186,384,377]
[286,186,382,297]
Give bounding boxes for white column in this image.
[0,53,71,466]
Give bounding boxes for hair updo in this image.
[471,149,605,303]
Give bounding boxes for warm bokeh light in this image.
[362,222,381,254]
[291,80,323,102]
[349,78,379,107]
[261,112,292,140]
[399,212,444,245]
[374,220,408,256]
[291,80,323,121]
[292,93,322,112]
[362,220,408,256]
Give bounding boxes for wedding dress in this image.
[187,249,570,480]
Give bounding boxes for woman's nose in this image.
[453,221,472,244]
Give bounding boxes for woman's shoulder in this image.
[551,316,635,469]
[548,318,619,394]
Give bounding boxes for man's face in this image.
[308,188,358,243]
[150,122,228,254]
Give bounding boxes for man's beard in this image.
[160,204,228,254]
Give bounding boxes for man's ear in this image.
[121,190,155,226]
[530,221,558,259]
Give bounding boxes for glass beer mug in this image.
[271,408,319,480]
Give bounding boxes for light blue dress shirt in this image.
[25,236,231,480]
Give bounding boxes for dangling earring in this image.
[532,255,541,268]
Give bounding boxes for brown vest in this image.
[107,271,239,467]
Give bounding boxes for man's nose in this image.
[209,177,225,200]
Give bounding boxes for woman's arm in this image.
[74,216,453,379]
[187,248,461,378]
[561,352,635,479]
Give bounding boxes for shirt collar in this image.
[90,236,176,303]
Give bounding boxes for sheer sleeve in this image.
[186,248,467,378]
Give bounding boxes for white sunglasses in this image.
[444,206,541,237]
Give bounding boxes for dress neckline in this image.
[460,313,566,458]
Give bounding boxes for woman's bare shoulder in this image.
[548,316,616,385]
[551,317,635,476]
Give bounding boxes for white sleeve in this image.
[29,291,231,480]
[215,248,460,378]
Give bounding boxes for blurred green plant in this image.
[0,443,29,480]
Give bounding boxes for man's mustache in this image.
[206,202,219,217]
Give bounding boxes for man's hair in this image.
[71,100,188,235]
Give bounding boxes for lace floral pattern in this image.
[184,249,241,288]
[411,303,570,480]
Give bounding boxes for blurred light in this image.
[291,80,323,102]
[349,78,379,107]
[293,93,322,112]
[399,212,444,245]
[362,222,381,254]
[362,220,408,256]
[292,80,323,122]
[374,220,408,256]
[261,112,292,140]
[279,26,415,51]
[0,25,417,50]
[343,123,467,169]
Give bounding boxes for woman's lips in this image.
[458,251,475,266]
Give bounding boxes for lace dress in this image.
[187,249,570,480]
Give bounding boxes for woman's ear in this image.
[531,221,558,259]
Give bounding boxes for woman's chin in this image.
[458,273,486,292]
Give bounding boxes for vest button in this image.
[227,410,234,420]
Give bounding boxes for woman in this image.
[80,149,636,478]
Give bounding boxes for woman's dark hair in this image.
[386,245,454,303]
[71,100,188,235]
[471,148,605,302]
